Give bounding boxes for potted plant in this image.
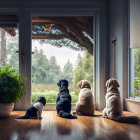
[0,64,26,117]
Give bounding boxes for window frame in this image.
[129,48,140,100]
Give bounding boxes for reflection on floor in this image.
[0,111,140,140]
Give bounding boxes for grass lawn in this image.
[32,84,80,103]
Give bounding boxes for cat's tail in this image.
[115,115,140,124]
[58,110,77,119]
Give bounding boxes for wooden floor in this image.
[0,111,140,140]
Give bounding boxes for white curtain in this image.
[130,0,140,48]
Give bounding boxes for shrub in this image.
[32,89,58,103]
[0,65,26,103]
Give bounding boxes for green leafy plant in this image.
[0,64,26,104]
[132,78,140,97]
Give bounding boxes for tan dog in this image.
[103,78,139,124]
[75,80,94,116]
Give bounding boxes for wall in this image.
[109,0,129,107]
[0,0,107,8]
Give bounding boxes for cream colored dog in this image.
[75,80,94,116]
[103,78,139,124]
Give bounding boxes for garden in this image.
[32,84,80,103]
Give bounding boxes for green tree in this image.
[73,52,93,87]
[32,49,64,84]
[47,56,62,84]
[63,60,73,83]
[32,48,49,84]
[6,42,18,72]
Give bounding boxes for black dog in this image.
[56,79,76,119]
[16,96,46,119]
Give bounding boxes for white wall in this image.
[109,0,129,107]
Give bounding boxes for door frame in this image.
[30,9,97,110]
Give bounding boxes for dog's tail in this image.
[16,112,30,119]
[114,115,140,124]
[58,110,77,119]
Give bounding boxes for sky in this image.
[32,40,84,70]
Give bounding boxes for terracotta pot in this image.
[0,103,14,118]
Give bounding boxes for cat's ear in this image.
[77,80,82,88]
[57,80,61,87]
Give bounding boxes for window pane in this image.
[0,27,18,72]
[130,48,140,97]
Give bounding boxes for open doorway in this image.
[32,16,94,104]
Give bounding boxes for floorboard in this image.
[0,111,140,140]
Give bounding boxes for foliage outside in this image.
[72,53,93,89]
[133,49,140,97]
[31,48,93,103]
[0,65,25,104]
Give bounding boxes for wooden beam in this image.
[32,18,52,23]
[32,34,66,40]
[2,27,16,36]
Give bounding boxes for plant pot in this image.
[0,103,14,118]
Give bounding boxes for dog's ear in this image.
[106,79,113,88]
[114,80,120,88]
[36,96,46,106]
[82,80,91,89]
[63,80,68,87]
[77,81,82,88]
[40,97,46,106]
[57,80,61,87]
[106,80,109,88]
[111,78,120,88]
[88,82,91,89]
